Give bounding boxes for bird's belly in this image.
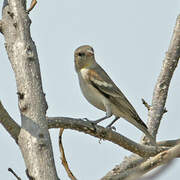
[111,105,125,118]
[79,79,105,111]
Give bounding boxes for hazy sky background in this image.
[0,1,180,180]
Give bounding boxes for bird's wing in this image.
[88,64,122,97]
[88,64,134,106]
[88,64,147,128]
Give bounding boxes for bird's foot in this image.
[83,118,100,124]
[82,118,98,131]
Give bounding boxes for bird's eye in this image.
[78,52,85,57]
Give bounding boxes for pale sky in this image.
[0,1,180,179]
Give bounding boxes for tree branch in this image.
[1,0,58,179]
[140,161,174,180]
[0,101,20,143]
[47,117,167,157]
[100,13,180,180]
[102,143,180,180]
[8,168,21,180]
[2,108,178,158]
[146,14,180,138]
[27,0,37,13]
[157,139,180,147]
[59,128,77,180]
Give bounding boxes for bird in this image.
[74,45,156,145]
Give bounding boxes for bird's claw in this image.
[83,118,98,124]
[82,118,97,131]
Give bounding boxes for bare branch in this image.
[0,101,20,143]
[1,0,58,179]
[157,139,180,147]
[8,168,21,180]
[1,103,178,158]
[47,117,167,157]
[101,143,180,180]
[47,115,180,179]
[141,98,151,111]
[146,14,180,138]
[140,160,174,180]
[1,99,179,158]
[59,128,77,180]
[101,13,180,180]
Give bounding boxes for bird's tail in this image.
[127,117,156,146]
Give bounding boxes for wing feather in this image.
[88,64,147,129]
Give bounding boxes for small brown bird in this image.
[74,45,155,145]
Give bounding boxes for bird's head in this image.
[74,45,95,72]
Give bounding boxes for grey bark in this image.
[146,14,180,138]
[1,0,59,179]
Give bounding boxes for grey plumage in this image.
[74,45,156,145]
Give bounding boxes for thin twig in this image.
[59,128,77,180]
[141,98,151,111]
[8,168,21,180]
[27,0,37,13]
[142,98,167,114]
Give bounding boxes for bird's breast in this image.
[78,70,106,111]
